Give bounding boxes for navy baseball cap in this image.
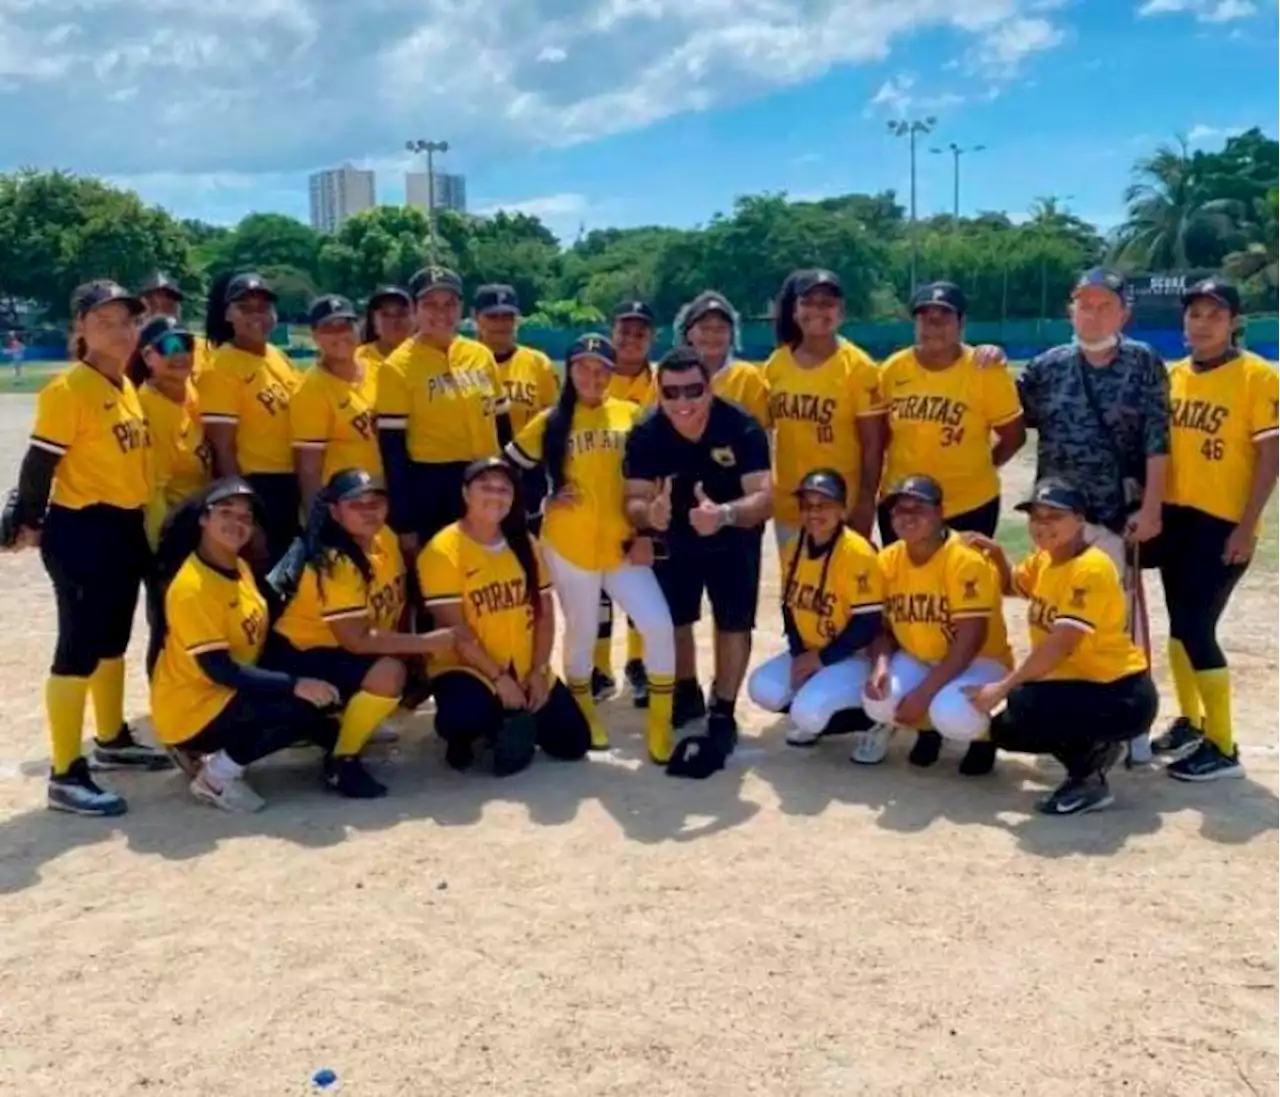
[308,294,359,327]
[474,283,521,317]
[138,315,195,353]
[1182,277,1241,315]
[566,332,616,368]
[792,269,844,297]
[327,467,386,502]
[409,265,463,299]
[612,299,655,325]
[74,280,144,317]
[795,468,848,506]
[1015,477,1088,515]
[911,281,967,316]
[462,456,517,486]
[138,271,185,300]
[368,285,411,309]
[1073,267,1126,300]
[883,474,944,510]
[225,272,277,303]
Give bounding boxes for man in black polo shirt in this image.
[623,346,773,774]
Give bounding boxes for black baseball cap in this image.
[792,269,844,297]
[612,299,655,325]
[205,476,261,510]
[138,271,185,300]
[680,290,735,331]
[74,280,145,318]
[474,284,520,317]
[566,332,616,368]
[138,315,195,352]
[462,456,517,486]
[1015,477,1087,515]
[225,272,277,303]
[656,345,707,375]
[308,294,359,327]
[883,474,944,510]
[794,469,848,506]
[1182,277,1241,315]
[1073,267,1126,300]
[408,266,464,299]
[911,281,967,316]
[326,467,386,502]
[368,285,411,309]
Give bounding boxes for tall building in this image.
[308,163,376,233]
[406,171,467,214]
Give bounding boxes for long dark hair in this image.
[780,524,839,622]
[204,271,240,346]
[542,366,580,496]
[465,462,543,620]
[774,271,804,348]
[126,345,149,388]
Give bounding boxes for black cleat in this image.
[1166,739,1244,782]
[92,725,174,771]
[958,740,997,776]
[1036,774,1114,815]
[324,756,388,799]
[1152,717,1202,759]
[908,730,943,768]
[591,669,616,702]
[625,659,650,709]
[672,680,707,729]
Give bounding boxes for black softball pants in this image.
[878,494,999,547]
[40,504,148,677]
[179,690,338,766]
[989,672,1159,779]
[1158,505,1247,672]
[432,671,591,765]
[245,472,301,572]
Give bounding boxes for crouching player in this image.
[859,474,1011,774]
[748,470,882,745]
[264,468,462,798]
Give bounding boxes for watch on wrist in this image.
[721,503,738,529]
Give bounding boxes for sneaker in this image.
[190,767,265,813]
[1036,774,1114,816]
[591,669,616,703]
[850,723,893,766]
[444,736,475,772]
[625,659,650,709]
[786,723,825,747]
[1124,734,1153,768]
[908,730,943,768]
[92,725,174,771]
[1166,739,1245,782]
[47,758,127,817]
[492,711,539,777]
[164,745,203,779]
[786,709,872,747]
[672,680,707,729]
[1152,717,1202,759]
[958,740,997,776]
[324,755,388,799]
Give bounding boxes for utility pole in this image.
[405,138,450,261]
[887,117,936,292]
[929,142,985,221]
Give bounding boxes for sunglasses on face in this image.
[152,333,195,357]
[660,382,707,401]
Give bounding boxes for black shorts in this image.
[261,634,380,701]
[878,494,999,546]
[407,461,470,544]
[245,472,301,570]
[653,533,762,632]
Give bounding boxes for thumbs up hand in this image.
[647,476,674,531]
[689,481,727,537]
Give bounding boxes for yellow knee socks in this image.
[646,674,674,764]
[89,656,126,742]
[569,676,610,750]
[46,675,90,775]
[1167,640,1203,728]
[335,691,401,757]
[592,638,612,677]
[1194,669,1233,755]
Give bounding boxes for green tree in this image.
[316,206,435,300]
[208,213,322,282]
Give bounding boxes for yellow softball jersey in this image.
[880,347,1022,518]
[606,366,655,406]
[712,360,771,428]
[191,335,216,382]
[140,382,212,544]
[289,362,382,481]
[417,522,552,682]
[1013,546,1147,683]
[763,342,885,528]
[1167,352,1279,524]
[496,346,560,433]
[878,531,1012,666]
[508,398,638,571]
[30,363,151,510]
[355,342,389,375]
[273,525,405,651]
[781,528,885,650]
[197,343,301,474]
[150,554,269,745]
[376,336,509,464]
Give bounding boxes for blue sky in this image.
[1,0,1276,244]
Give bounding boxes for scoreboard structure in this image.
[1124,271,1212,329]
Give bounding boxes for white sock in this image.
[203,750,244,786]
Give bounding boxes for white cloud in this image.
[965,16,1066,75]
[864,73,968,118]
[1136,0,1257,21]
[479,193,590,220]
[536,45,568,62]
[1186,122,1245,143]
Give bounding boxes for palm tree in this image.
[1222,189,1279,291]
[1110,138,1239,271]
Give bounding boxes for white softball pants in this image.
[860,652,1007,742]
[748,652,869,737]
[543,545,675,680]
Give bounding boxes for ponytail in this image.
[500,489,544,620]
[204,271,239,346]
[542,369,580,496]
[67,334,88,362]
[774,272,803,348]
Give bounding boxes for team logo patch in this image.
[856,572,871,595]
[962,579,979,601]
[1070,586,1088,609]
[710,446,737,467]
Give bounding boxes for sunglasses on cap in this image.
[659,381,707,401]
[150,332,195,357]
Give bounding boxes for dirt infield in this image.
[0,392,1275,1097]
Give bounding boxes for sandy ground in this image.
[0,392,1275,1097]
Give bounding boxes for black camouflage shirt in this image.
[1017,339,1170,530]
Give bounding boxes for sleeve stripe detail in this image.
[855,407,888,418]
[423,594,463,607]
[537,582,553,593]
[292,440,326,450]
[1056,616,1096,633]
[30,436,69,455]
[850,602,885,616]
[491,396,512,413]
[991,410,1025,428]
[186,640,229,655]
[506,442,538,469]
[201,413,238,425]
[322,607,368,622]
[951,609,995,620]
[377,415,408,430]
[1252,427,1278,441]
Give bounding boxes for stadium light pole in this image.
[887,117,936,291]
[929,142,986,221]
[405,138,450,261]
